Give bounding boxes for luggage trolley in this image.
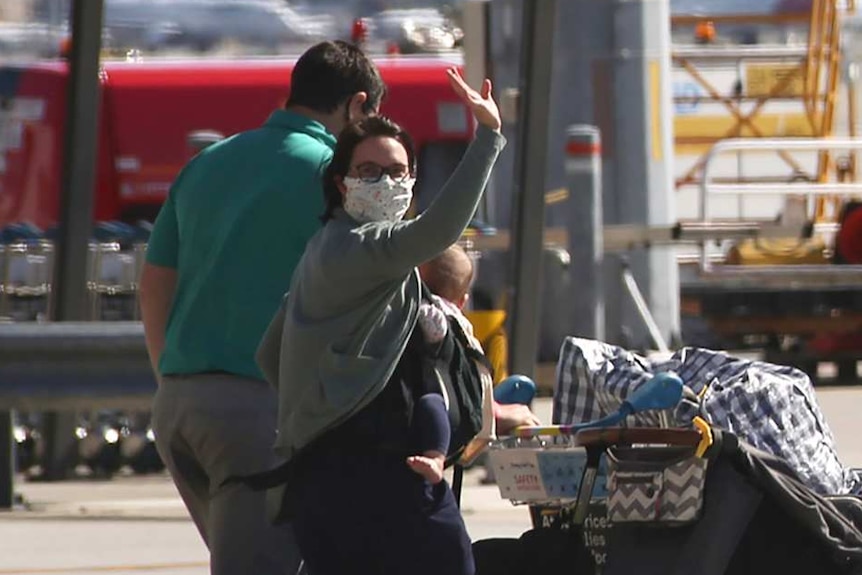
[486,372,714,572]
[481,371,862,575]
[0,223,53,321]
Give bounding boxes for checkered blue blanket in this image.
[552,337,861,495]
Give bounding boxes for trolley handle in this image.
[574,426,702,449]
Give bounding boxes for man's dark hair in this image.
[287,40,386,114]
[321,116,416,223]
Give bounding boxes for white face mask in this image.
[342,176,416,223]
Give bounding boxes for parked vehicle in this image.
[0,53,468,231]
[102,0,335,54]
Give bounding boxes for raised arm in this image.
[348,69,506,276]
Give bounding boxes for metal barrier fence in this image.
[0,321,158,508]
[0,221,157,507]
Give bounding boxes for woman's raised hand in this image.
[446,67,502,132]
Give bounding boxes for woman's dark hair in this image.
[286,40,386,115]
[321,116,416,223]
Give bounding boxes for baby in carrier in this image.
[418,245,487,356]
[407,244,499,486]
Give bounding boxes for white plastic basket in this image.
[488,440,609,505]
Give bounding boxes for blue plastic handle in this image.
[494,375,537,405]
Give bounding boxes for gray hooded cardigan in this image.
[256,124,506,462]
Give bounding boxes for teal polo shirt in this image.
[146,110,336,380]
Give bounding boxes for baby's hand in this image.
[418,302,448,344]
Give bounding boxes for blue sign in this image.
[674,81,703,115]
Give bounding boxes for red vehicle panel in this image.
[0,55,471,231]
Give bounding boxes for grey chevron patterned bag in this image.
[606,446,708,526]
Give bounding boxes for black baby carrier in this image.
[406,283,490,466]
[231,283,489,501]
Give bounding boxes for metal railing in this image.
[697,137,862,272]
[0,321,155,509]
[0,321,154,411]
[671,0,853,188]
[673,45,812,62]
[700,137,862,212]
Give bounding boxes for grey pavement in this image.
[0,405,551,574]
[2,397,555,523]
[6,389,862,521]
[0,460,535,575]
[3,389,862,574]
[0,465,534,524]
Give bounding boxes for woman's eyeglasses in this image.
[351,162,412,183]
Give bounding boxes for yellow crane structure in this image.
[672,0,862,382]
[672,0,857,223]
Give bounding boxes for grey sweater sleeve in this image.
[344,125,506,277]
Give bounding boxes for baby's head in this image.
[419,244,474,309]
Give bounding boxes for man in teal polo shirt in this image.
[139,41,385,575]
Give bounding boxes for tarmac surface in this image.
[0,401,557,574]
[2,390,862,574]
[0,471,533,574]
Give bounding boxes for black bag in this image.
[229,285,489,501]
[412,283,489,466]
[473,528,595,575]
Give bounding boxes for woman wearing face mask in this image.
[256,68,504,575]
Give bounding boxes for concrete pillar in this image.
[483,0,680,357]
[564,126,605,341]
[545,0,680,348]
[611,0,680,348]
